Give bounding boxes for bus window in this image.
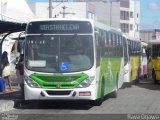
[152,45,160,58]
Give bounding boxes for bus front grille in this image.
[42,84,75,88]
[46,90,71,95]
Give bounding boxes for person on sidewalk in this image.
[15,54,24,99]
[2,60,12,92]
[15,54,24,83]
[15,54,24,86]
[1,51,9,73]
[1,51,12,92]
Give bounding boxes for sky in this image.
[141,0,160,29]
[26,0,160,29]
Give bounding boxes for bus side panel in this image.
[140,45,148,77]
[130,56,140,81]
[96,57,122,99]
[152,59,160,80]
[94,28,123,99]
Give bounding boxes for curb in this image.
[0,90,21,113]
[0,100,14,113]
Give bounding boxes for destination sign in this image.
[40,24,79,31]
[27,21,93,34]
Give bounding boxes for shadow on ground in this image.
[133,77,160,91]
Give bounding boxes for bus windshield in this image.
[152,44,160,58]
[25,35,94,73]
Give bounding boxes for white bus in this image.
[139,42,148,80]
[23,19,124,105]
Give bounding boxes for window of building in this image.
[121,23,129,33]
[130,24,133,31]
[137,13,139,18]
[130,12,133,18]
[120,11,129,20]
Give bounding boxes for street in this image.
[1,78,160,120]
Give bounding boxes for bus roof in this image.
[27,18,122,35]
[29,18,93,22]
[94,20,122,35]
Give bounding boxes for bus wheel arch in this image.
[135,67,141,84]
[110,73,118,98]
[93,76,105,106]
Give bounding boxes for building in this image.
[140,29,160,42]
[96,0,140,39]
[0,0,34,22]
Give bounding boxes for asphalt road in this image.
[1,79,160,120]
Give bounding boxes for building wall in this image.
[140,29,156,41]
[120,0,140,39]
[131,0,140,39]
[96,0,140,39]
[140,29,160,42]
[0,0,34,22]
[95,1,120,28]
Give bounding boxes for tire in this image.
[152,70,158,84]
[144,74,148,79]
[135,67,141,84]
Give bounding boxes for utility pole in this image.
[49,0,52,18]
[60,6,75,18]
[62,6,66,18]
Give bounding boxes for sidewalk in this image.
[0,73,21,113]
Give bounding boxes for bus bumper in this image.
[24,83,96,101]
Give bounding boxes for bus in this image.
[139,42,148,80]
[123,37,147,86]
[148,40,160,84]
[23,19,124,105]
[127,38,141,84]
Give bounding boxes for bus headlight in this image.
[24,76,40,88]
[77,76,95,88]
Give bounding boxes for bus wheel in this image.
[144,74,148,79]
[152,70,158,84]
[135,68,141,84]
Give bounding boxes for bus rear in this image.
[148,40,160,84]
